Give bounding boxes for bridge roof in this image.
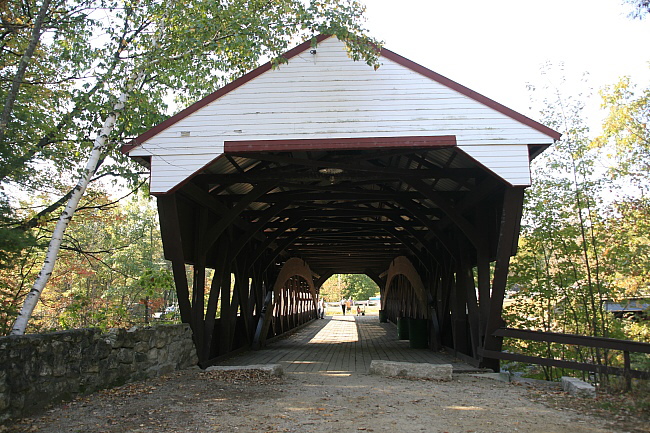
[125,35,559,195]
[133,35,558,281]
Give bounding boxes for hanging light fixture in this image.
[318,167,344,175]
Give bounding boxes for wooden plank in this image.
[478,349,650,380]
[495,328,650,354]
[225,135,455,152]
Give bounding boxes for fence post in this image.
[623,351,632,392]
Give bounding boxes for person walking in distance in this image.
[340,298,346,315]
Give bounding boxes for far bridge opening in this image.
[123,36,559,370]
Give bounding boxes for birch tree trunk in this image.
[10,74,141,335]
[0,0,52,141]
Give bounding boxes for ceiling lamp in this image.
[318,167,344,175]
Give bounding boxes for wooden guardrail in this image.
[478,328,650,388]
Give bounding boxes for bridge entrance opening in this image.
[146,144,533,370]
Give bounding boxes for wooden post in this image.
[461,261,480,358]
[157,195,201,358]
[624,351,632,392]
[157,196,192,323]
[483,187,525,371]
[476,248,491,344]
[203,241,230,359]
[451,263,468,355]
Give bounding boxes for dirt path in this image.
[5,367,643,433]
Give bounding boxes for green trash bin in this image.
[378,310,388,323]
[409,318,428,349]
[397,316,410,340]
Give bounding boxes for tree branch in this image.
[0,0,52,141]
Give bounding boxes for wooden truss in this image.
[155,141,525,369]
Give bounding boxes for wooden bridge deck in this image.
[216,315,480,373]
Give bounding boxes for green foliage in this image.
[0,189,177,334]
[341,274,379,300]
[0,0,379,331]
[597,76,650,190]
[319,273,379,301]
[0,0,380,253]
[136,268,174,298]
[504,70,650,384]
[0,194,34,268]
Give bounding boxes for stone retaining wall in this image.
[0,324,197,422]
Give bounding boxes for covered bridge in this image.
[123,35,560,369]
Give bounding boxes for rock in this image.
[561,376,596,398]
[205,364,284,377]
[369,360,452,381]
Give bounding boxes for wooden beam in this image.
[191,206,209,358]
[314,271,334,289]
[226,152,466,178]
[483,187,525,367]
[404,178,486,251]
[247,218,303,268]
[227,201,292,261]
[217,190,464,203]
[451,262,469,355]
[194,167,480,185]
[180,183,267,244]
[204,238,231,358]
[395,198,456,258]
[242,207,441,220]
[260,227,310,271]
[157,195,192,324]
[199,182,276,254]
[476,249,490,346]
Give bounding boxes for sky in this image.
[360,0,650,127]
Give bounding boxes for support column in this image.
[483,187,526,370]
[451,264,468,355]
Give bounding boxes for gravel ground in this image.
[4,367,647,433]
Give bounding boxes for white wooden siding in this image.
[130,37,553,193]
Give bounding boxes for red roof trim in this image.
[379,48,561,141]
[122,34,332,154]
[224,135,456,153]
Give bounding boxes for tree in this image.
[625,0,650,18]
[505,70,650,382]
[0,0,95,264]
[342,274,379,300]
[6,0,380,334]
[319,274,379,301]
[597,76,650,191]
[0,189,175,334]
[0,0,52,141]
[505,76,616,381]
[319,274,346,302]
